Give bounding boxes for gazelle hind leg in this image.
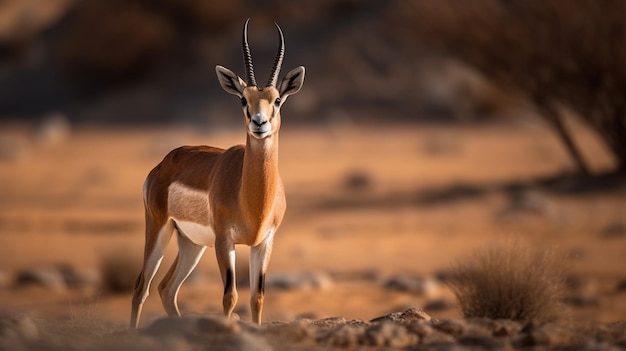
[249,233,274,324]
[130,220,175,329]
[158,228,206,316]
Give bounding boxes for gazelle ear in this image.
[279,66,305,99]
[216,65,246,97]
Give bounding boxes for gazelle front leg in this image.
[216,238,238,318]
[249,231,274,324]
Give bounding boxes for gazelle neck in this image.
[239,133,280,226]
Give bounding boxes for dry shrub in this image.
[447,242,568,323]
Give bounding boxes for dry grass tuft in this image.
[447,242,568,323]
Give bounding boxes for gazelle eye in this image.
[241,97,247,106]
[274,97,281,106]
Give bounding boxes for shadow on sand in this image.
[306,171,626,213]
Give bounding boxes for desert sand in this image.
[0,119,625,349]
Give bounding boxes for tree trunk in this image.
[608,110,626,174]
[535,100,591,176]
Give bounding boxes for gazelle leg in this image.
[216,239,237,318]
[130,220,175,329]
[249,233,274,324]
[158,229,206,317]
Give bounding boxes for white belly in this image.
[168,181,216,247]
[172,220,216,247]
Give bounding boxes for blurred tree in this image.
[56,0,239,81]
[398,0,626,175]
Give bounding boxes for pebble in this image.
[370,307,432,324]
[382,275,440,297]
[266,271,333,291]
[14,264,101,292]
[15,266,67,291]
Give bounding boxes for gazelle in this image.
[130,19,305,328]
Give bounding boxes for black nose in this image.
[252,118,267,126]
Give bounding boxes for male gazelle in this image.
[130,19,305,328]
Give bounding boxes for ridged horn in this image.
[242,18,257,87]
[267,23,285,87]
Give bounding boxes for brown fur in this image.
[130,64,304,328]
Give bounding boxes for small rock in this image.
[495,189,549,218]
[14,264,100,292]
[15,266,67,291]
[0,313,39,342]
[57,264,101,290]
[363,322,417,348]
[616,279,626,293]
[329,269,380,282]
[370,308,431,324]
[383,275,440,297]
[565,275,591,290]
[405,320,434,336]
[433,269,456,283]
[294,311,320,320]
[309,317,347,329]
[266,271,333,291]
[317,324,365,348]
[37,112,71,146]
[514,321,575,348]
[344,171,372,191]
[418,327,456,345]
[433,319,468,336]
[424,298,455,312]
[601,222,626,239]
[563,295,601,307]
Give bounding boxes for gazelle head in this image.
[216,19,305,140]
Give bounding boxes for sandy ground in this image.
[0,118,625,332]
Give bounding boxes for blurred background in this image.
[0,0,625,328]
[0,0,544,126]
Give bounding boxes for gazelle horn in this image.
[242,19,257,87]
[267,23,285,87]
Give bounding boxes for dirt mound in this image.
[1,309,625,350]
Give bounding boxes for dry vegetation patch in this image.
[447,242,568,323]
